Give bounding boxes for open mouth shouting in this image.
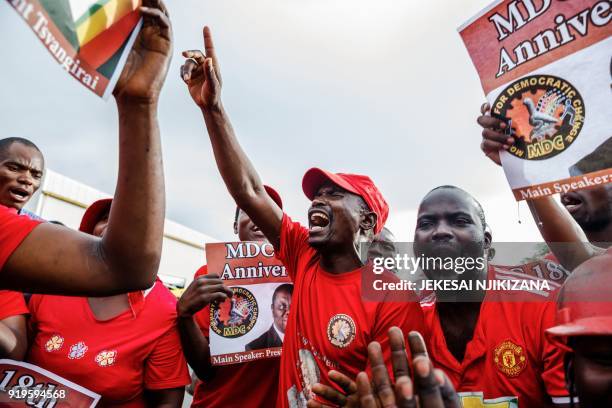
[8,186,31,204]
[308,207,331,234]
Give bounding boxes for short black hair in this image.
[570,136,612,176]
[272,283,293,304]
[0,137,42,159]
[426,185,487,230]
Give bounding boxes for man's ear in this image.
[484,225,492,249]
[233,221,238,235]
[360,211,378,234]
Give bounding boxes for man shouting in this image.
[180,27,424,407]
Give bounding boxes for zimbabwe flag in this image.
[9,0,142,98]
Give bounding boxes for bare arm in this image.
[177,316,215,381]
[0,316,26,360]
[1,0,172,296]
[477,103,599,271]
[527,197,601,271]
[176,275,232,381]
[181,27,282,247]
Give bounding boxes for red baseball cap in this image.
[263,185,283,209]
[79,198,112,234]
[302,168,388,234]
[546,249,612,347]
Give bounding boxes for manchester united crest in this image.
[492,74,584,161]
[494,340,527,378]
[327,314,356,348]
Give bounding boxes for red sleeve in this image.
[275,213,310,281]
[0,205,41,271]
[144,325,192,390]
[27,294,42,332]
[367,298,426,378]
[539,301,571,403]
[0,290,28,320]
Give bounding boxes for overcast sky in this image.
[1,0,546,244]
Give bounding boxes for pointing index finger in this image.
[203,26,217,62]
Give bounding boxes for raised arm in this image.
[1,0,172,295]
[477,103,600,271]
[181,27,283,248]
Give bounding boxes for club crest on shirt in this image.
[68,341,88,359]
[494,340,527,378]
[45,334,64,352]
[327,314,356,348]
[210,286,258,338]
[95,350,117,367]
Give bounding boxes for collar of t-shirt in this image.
[18,208,45,221]
[127,281,157,317]
[316,263,365,284]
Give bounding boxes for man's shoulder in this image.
[493,260,570,286]
[280,214,311,250]
[246,326,278,349]
[489,262,564,300]
[139,281,179,325]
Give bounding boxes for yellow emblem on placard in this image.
[459,392,518,408]
[494,340,527,377]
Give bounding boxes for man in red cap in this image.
[177,186,289,408]
[546,248,612,407]
[0,0,171,296]
[180,27,425,407]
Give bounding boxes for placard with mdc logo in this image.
[459,0,611,200]
[206,242,292,366]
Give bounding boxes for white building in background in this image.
[25,169,216,294]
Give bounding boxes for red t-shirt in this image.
[0,290,28,320]
[191,265,281,408]
[421,263,570,407]
[275,214,425,408]
[27,280,190,407]
[0,204,41,272]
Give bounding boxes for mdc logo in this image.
[210,286,258,338]
[491,74,584,160]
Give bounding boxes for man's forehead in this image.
[316,181,346,193]
[418,189,478,216]
[2,143,43,165]
[275,290,291,299]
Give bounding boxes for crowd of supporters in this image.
[1,1,610,407]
